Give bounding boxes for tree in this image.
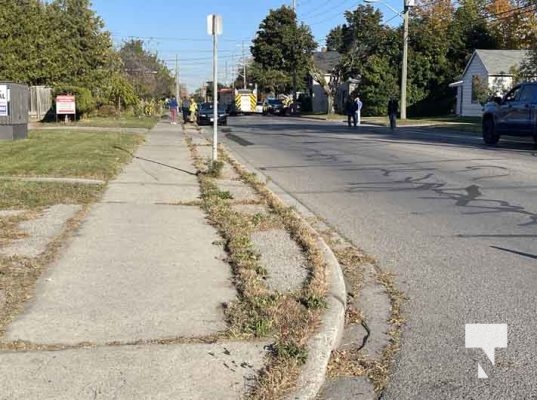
[325,5,400,115]
[486,0,537,49]
[251,6,317,95]
[118,39,174,99]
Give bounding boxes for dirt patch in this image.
[0,204,81,258]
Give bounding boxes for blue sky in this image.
[90,0,403,93]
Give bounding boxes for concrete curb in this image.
[221,145,347,400]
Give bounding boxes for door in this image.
[495,85,522,134]
[511,84,537,135]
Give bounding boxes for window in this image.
[504,86,521,102]
[518,85,537,103]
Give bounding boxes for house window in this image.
[471,75,488,104]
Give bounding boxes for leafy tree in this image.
[325,5,400,115]
[486,0,537,49]
[251,6,317,95]
[118,39,174,100]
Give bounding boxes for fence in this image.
[29,86,52,120]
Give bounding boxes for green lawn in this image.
[67,115,159,129]
[0,130,144,209]
[0,130,144,180]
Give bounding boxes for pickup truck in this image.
[482,82,537,145]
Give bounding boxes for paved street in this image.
[214,115,537,399]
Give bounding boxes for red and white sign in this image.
[56,95,76,114]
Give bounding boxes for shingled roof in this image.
[465,49,529,76]
[312,51,341,74]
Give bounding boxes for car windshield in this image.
[267,99,283,105]
[200,103,226,112]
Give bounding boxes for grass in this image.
[0,127,144,339]
[302,113,482,132]
[0,130,144,180]
[68,115,159,129]
[185,138,328,399]
[0,181,103,209]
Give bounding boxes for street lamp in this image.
[364,0,413,120]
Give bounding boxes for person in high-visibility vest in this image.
[189,98,198,123]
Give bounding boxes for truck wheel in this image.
[482,117,499,145]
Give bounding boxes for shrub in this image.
[53,85,96,118]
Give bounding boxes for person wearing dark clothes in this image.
[345,96,358,127]
[388,98,398,130]
[182,97,191,123]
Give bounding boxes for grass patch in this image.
[0,130,144,180]
[0,181,103,209]
[0,206,89,339]
[205,159,225,178]
[73,115,159,129]
[185,135,327,399]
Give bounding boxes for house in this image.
[309,51,341,113]
[449,49,529,117]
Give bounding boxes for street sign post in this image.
[207,14,222,162]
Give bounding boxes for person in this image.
[188,98,198,123]
[182,97,190,123]
[355,96,363,125]
[345,95,358,127]
[388,97,398,130]
[168,95,178,124]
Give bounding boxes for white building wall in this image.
[311,80,328,113]
[461,57,488,117]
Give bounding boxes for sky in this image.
[90,0,404,93]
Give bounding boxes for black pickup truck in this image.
[482,82,537,145]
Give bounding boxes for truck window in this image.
[519,85,537,103]
[504,86,521,102]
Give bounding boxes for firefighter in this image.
[189,98,198,123]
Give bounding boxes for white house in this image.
[310,51,341,113]
[449,49,529,117]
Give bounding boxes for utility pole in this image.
[175,55,180,100]
[401,1,409,120]
[292,1,297,101]
[242,40,247,89]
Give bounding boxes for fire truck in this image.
[234,87,258,114]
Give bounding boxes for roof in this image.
[463,49,529,77]
[312,51,341,74]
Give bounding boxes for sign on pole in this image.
[56,95,76,115]
[207,14,222,35]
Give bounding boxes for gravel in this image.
[250,229,309,293]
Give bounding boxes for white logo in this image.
[465,324,508,378]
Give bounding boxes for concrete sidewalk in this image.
[0,122,267,399]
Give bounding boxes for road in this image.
[209,115,537,399]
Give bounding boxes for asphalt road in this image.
[210,115,537,399]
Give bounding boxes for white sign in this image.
[56,95,76,115]
[0,85,8,117]
[465,324,508,379]
[207,14,222,35]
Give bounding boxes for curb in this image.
[221,145,347,400]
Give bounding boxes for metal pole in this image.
[175,55,180,100]
[212,17,218,162]
[242,40,246,89]
[401,2,408,120]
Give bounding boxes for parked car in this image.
[197,102,228,126]
[482,82,537,145]
[255,101,264,114]
[262,98,285,115]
